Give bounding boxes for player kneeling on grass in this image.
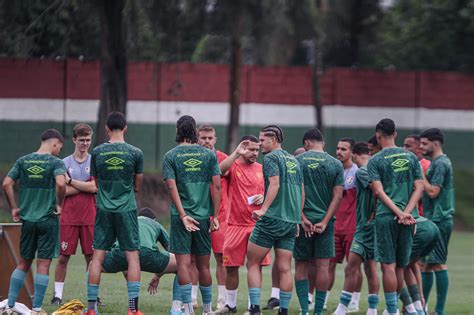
[333,142,380,315]
[397,215,439,315]
[163,115,221,315]
[214,135,272,314]
[101,207,182,315]
[293,128,344,315]
[2,129,67,315]
[246,125,303,315]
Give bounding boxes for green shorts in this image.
[103,247,170,273]
[169,215,211,256]
[374,214,414,267]
[93,209,140,251]
[20,216,59,260]
[249,216,297,251]
[294,219,334,260]
[411,217,440,261]
[422,218,452,265]
[350,221,375,262]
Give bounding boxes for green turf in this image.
[20,230,471,314]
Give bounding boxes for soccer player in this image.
[367,135,381,156]
[246,125,303,315]
[3,129,67,315]
[333,142,379,315]
[51,124,97,305]
[328,137,361,312]
[419,128,454,315]
[163,115,221,315]
[214,135,272,314]
[86,112,144,315]
[197,124,229,309]
[367,118,423,315]
[403,134,431,216]
[294,128,344,315]
[101,207,182,315]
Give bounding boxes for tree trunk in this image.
[95,0,128,145]
[313,1,324,132]
[226,4,243,153]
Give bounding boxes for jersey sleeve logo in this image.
[105,157,125,170]
[27,165,45,178]
[391,158,410,172]
[307,163,319,169]
[183,158,202,171]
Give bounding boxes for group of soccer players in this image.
[2,111,454,315]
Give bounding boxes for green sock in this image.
[435,270,449,315]
[314,290,327,315]
[408,284,421,302]
[399,286,413,305]
[296,280,309,313]
[422,271,434,305]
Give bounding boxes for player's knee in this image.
[58,255,70,265]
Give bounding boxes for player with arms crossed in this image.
[294,128,344,315]
[333,142,380,315]
[51,123,98,305]
[86,112,144,315]
[419,128,454,315]
[3,129,67,315]
[367,118,423,315]
[214,135,271,314]
[246,125,303,315]
[163,115,221,315]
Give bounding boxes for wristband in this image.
[68,178,72,185]
[180,214,188,220]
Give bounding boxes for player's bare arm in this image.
[211,174,221,231]
[403,179,424,215]
[165,178,200,231]
[219,139,251,174]
[316,185,343,234]
[253,175,279,220]
[55,173,67,215]
[371,180,416,225]
[2,176,20,222]
[134,173,144,193]
[421,171,441,199]
[66,172,98,194]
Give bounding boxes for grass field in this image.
[19,230,471,314]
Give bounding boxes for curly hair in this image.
[176,115,198,143]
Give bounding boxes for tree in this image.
[95,0,128,145]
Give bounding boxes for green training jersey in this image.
[7,153,66,222]
[422,155,455,222]
[138,216,170,251]
[296,151,344,222]
[162,144,221,219]
[263,149,303,224]
[367,147,422,217]
[91,142,144,213]
[354,166,375,232]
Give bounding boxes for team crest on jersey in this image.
[346,176,354,184]
[85,166,90,174]
[61,241,68,251]
[68,167,74,174]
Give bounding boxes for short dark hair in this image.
[302,128,324,143]
[338,137,355,150]
[138,207,157,220]
[367,135,379,146]
[260,125,283,143]
[420,128,444,144]
[106,112,127,131]
[405,134,420,142]
[375,118,396,136]
[197,124,216,134]
[240,135,259,143]
[176,115,198,143]
[73,123,93,138]
[41,129,64,143]
[353,142,370,155]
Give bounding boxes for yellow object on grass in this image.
[52,299,85,315]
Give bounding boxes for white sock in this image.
[308,293,313,303]
[171,300,182,312]
[413,300,423,310]
[191,285,198,301]
[55,282,64,299]
[183,303,194,315]
[226,289,237,308]
[350,291,361,305]
[405,303,416,313]
[203,302,212,312]
[218,285,226,301]
[366,308,377,315]
[32,307,42,312]
[325,291,330,304]
[248,294,251,308]
[335,303,348,314]
[271,287,280,299]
